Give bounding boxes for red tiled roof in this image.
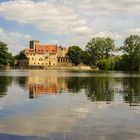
[35,44,57,54]
[24,44,57,54]
[30,84,57,94]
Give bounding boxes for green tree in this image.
[121,35,140,71]
[14,50,28,60]
[97,59,111,70]
[81,51,91,65]
[0,41,14,67]
[113,55,122,70]
[67,46,83,65]
[85,37,115,65]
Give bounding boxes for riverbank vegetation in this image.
[67,35,140,71]
[0,34,140,71]
[0,41,14,68]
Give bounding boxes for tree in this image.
[7,52,15,67]
[67,46,83,65]
[0,41,14,66]
[97,59,111,70]
[81,51,91,65]
[121,35,140,71]
[85,37,115,65]
[14,50,28,60]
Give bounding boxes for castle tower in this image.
[30,40,39,49]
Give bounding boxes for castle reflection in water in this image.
[26,70,68,99]
[11,70,140,107]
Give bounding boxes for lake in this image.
[0,69,140,140]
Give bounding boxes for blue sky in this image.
[0,0,140,54]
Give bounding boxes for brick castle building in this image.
[24,40,69,67]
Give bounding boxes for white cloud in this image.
[94,31,123,40]
[0,28,31,54]
[63,30,122,48]
[129,28,140,35]
[0,0,139,51]
[0,0,92,35]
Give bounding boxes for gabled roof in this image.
[35,45,57,54]
[24,44,57,54]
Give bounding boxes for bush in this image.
[97,59,111,70]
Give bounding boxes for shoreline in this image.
[7,65,98,71]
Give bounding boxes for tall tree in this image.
[85,37,115,65]
[0,41,14,66]
[121,35,140,71]
[67,46,83,65]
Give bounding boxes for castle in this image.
[24,40,69,67]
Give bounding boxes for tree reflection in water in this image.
[0,76,12,98]
[67,75,140,106]
[10,71,140,107]
[85,77,114,102]
[67,77,114,102]
[15,76,28,89]
[123,77,140,106]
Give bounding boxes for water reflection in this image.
[84,77,114,103]
[0,70,140,140]
[26,75,115,102]
[67,77,114,103]
[13,71,140,106]
[0,76,12,98]
[26,70,68,98]
[15,76,28,89]
[1,70,140,106]
[123,77,140,106]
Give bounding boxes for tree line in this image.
[0,34,140,71]
[67,35,140,71]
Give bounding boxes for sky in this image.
[0,0,140,55]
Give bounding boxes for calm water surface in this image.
[0,69,140,140]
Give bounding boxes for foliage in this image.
[67,46,83,65]
[85,37,115,65]
[0,41,14,67]
[97,59,111,70]
[121,35,140,71]
[81,51,91,65]
[96,56,124,70]
[113,55,122,70]
[14,50,28,60]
